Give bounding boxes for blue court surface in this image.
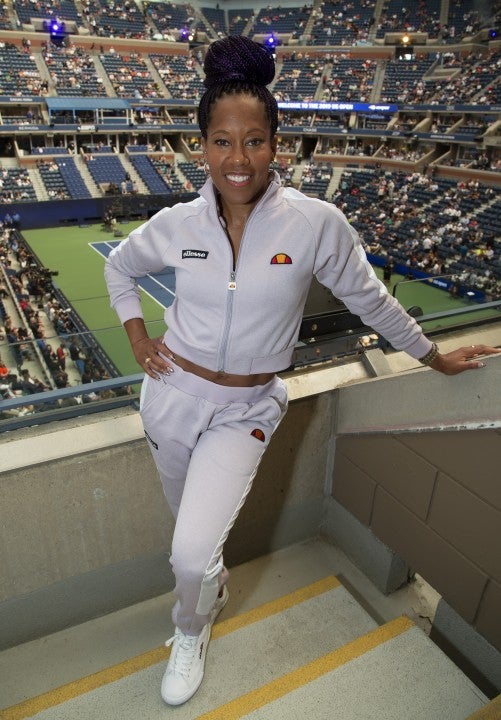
[91,240,176,309]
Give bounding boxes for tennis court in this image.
[22,222,497,377]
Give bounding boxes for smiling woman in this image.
[201,94,277,257]
[103,35,501,709]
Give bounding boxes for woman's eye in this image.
[215,138,229,146]
[247,138,263,146]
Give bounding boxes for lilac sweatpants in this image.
[139,363,288,636]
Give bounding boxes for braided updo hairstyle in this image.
[198,36,278,139]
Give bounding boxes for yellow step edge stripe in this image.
[213,575,341,640]
[196,615,415,720]
[463,694,501,720]
[1,576,340,720]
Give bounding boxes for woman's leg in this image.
[140,371,287,634]
[170,387,287,636]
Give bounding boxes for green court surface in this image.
[24,222,163,377]
[23,223,497,376]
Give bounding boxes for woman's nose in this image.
[230,144,249,164]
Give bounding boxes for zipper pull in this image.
[228,271,237,290]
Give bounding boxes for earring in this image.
[203,156,210,175]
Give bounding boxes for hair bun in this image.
[203,36,275,89]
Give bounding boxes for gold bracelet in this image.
[418,342,439,366]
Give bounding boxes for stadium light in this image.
[266,34,278,49]
[396,33,414,60]
[43,18,66,46]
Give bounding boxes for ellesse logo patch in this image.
[270,253,292,264]
[182,249,209,259]
[250,428,266,442]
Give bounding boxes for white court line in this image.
[89,241,176,310]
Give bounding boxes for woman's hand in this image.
[132,336,175,378]
[430,344,501,375]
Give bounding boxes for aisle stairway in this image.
[0,566,493,720]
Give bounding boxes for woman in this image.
[104,36,499,706]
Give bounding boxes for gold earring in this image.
[203,155,210,175]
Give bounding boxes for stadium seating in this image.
[85,154,128,188]
[376,0,441,39]
[0,0,498,301]
[144,1,200,38]
[0,43,43,97]
[82,0,147,38]
[149,54,204,100]
[201,6,226,35]
[55,157,92,199]
[251,5,310,40]
[100,51,159,98]
[127,153,177,194]
[178,161,206,191]
[14,0,82,28]
[228,9,253,36]
[42,44,108,97]
[310,1,375,46]
[0,169,37,203]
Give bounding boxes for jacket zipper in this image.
[217,257,239,372]
[215,180,275,372]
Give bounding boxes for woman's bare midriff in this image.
[170,351,275,387]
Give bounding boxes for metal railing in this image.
[1,301,499,434]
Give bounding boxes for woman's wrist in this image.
[418,342,439,366]
[131,336,148,346]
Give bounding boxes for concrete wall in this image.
[323,351,501,693]
[331,429,501,648]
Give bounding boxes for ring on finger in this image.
[145,357,151,364]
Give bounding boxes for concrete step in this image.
[0,576,489,720]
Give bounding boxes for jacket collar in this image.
[198,170,282,214]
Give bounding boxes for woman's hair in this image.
[198,36,278,139]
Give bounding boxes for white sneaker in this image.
[162,624,210,706]
[161,587,229,706]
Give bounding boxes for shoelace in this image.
[165,632,198,678]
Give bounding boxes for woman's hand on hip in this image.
[132,336,175,378]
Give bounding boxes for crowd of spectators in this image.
[0,220,128,419]
[101,49,161,99]
[0,168,35,204]
[42,41,107,96]
[311,0,375,46]
[321,55,376,103]
[278,112,312,127]
[377,144,428,162]
[81,0,149,39]
[377,2,441,39]
[150,53,204,101]
[0,31,499,113]
[276,136,300,153]
[334,170,500,299]
[0,0,497,46]
[273,53,325,102]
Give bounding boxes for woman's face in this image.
[202,93,277,214]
